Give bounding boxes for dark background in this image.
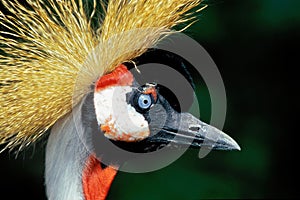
[1,0,299,199]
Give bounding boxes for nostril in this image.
[189,125,200,132]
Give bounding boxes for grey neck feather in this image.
[45,93,95,200]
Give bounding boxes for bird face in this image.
[94,64,151,142]
[93,63,240,153]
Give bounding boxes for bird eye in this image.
[137,94,152,110]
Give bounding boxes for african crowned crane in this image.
[0,0,240,199]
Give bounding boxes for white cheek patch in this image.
[94,86,150,142]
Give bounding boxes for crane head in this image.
[92,54,240,154]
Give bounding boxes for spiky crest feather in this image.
[0,0,205,151]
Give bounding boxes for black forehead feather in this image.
[126,49,196,89]
[125,49,199,112]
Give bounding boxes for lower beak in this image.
[152,113,241,151]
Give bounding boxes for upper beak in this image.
[151,112,241,151]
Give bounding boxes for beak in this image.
[149,112,241,151]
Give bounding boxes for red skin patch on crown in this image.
[95,64,133,92]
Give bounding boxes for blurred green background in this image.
[1,0,299,199]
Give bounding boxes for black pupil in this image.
[143,99,148,104]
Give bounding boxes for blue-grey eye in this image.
[138,94,152,109]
